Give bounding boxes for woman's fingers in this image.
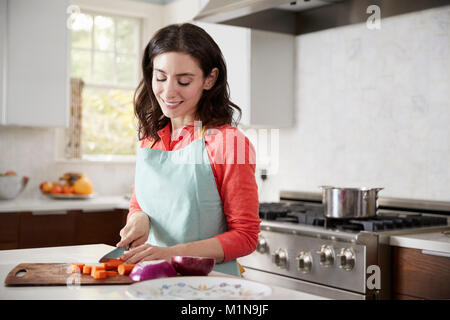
[120,244,150,263]
[122,244,159,264]
[130,234,147,248]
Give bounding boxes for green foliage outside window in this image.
[70,12,140,157]
[82,87,137,156]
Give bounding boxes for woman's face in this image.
[152,52,217,123]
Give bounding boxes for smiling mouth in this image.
[163,100,183,109]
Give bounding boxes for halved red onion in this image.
[129,260,177,281]
[171,256,215,276]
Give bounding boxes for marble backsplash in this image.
[259,5,450,202]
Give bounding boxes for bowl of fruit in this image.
[40,172,94,199]
[0,171,29,200]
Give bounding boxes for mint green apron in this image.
[134,127,240,276]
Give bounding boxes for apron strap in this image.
[147,125,207,149]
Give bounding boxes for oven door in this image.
[241,266,374,300]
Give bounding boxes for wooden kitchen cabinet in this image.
[0,209,127,250]
[19,211,77,249]
[196,22,295,128]
[1,0,70,127]
[74,209,127,246]
[392,247,450,300]
[0,213,20,250]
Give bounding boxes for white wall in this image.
[259,5,450,202]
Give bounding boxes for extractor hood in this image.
[194,0,339,23]
[194,0,450,35]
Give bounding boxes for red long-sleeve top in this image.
[128,122,261,262]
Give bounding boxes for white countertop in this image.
[0,244,329,300]
[0,195,129,213]
[390,230,450,255]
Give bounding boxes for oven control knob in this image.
[272,248,288,269]
[257,236,268,253]
[337,248,355,271]
[316,245,335,267]
[296,251,313,273]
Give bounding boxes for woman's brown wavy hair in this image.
[133,23,242,141]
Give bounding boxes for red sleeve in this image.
[206,127,261,262]
[127,184,142,222]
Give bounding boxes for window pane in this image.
[71,49,91,81]
[116,18,138,53]
[71,13,93,49]
[116,54,136,86]
[82,87,137,155]
[93,52,114,84]
[94,16,114,51]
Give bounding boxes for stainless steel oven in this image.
[238,191,450,300]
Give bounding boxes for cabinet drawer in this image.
[393,247,450,300]
[75,210,127,246]
[0,213,20,249]
[19,211,77,248]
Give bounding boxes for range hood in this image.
[194,0,340,23]
[194,0,450,35]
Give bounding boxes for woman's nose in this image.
[163,78,178,98]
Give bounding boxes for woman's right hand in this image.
[116,210,150,249]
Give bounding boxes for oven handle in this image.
[421,250,450,258]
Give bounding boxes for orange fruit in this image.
[50,185,63,194]
[62,185,74,194]
[73,176,94,195]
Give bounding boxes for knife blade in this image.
[98,244,130,262]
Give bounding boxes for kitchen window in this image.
[68,11,141,161]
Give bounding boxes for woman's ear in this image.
[203,68,219,90]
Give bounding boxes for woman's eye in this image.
[178,81,190,86]
[156,78,166,82]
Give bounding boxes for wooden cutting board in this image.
[4,263,135,286]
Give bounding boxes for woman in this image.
[116,23,260,276]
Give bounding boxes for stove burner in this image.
[259,202,448,232]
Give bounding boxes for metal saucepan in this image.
[320,186,384,219]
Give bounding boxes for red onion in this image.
[129,260,177,281]
[171,256,215,276]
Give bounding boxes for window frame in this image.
[70,9,143,161]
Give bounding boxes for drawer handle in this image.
[31,211,68,215]
[421,250,450,258]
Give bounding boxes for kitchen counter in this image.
[390,230,450,255]
[0,195,129,213]
[0,244,329,300]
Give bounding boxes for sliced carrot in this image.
[82,265,92,275]
[93,270,107,279]
[90,266,105,277]
[118,264,135,275]
[101,259,123,270]
[106,271,118,277]
[71,263,85,273]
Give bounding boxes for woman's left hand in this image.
[120,244,177,264]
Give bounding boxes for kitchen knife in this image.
[99,244,130,262]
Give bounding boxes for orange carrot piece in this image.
[118,264,135,275]
[82,265,92,275]
[101,259,123,270]
[71,263,85,273]
[93,270,107,279]
[106,271,118,277]
[90,266,105,277]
